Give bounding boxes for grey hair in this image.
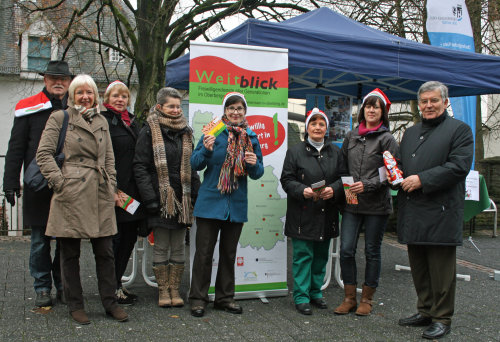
[156,87,181,105]
[418,81,448,101]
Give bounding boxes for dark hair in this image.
[224,95,247,110]
[358,96,389,128]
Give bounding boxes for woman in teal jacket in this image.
[188,92,264,318]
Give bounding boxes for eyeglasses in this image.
[162,104,181,110]
[418,98,442,105]
[226,106,245,113]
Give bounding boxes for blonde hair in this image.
[103,82,131,106]
[68,74,99,107]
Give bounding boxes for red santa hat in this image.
[362,88,391,112]
[305,107,329,130]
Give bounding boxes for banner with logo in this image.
[189,41,289,299]
[426,0,476,167]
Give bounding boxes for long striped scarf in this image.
[147,108,193,225]
[217,116,254,194]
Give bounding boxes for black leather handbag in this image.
[24,110,69,192]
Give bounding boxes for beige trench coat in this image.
[36,107,117,238]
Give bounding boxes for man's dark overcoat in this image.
[3,88,67,226]
[397,112,474,246]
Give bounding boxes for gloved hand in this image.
[145,202,160,215]
[5,189,20,206]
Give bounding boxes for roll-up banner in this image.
[189,41,289,299]
[426,0,476,167]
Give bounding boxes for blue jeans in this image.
[339,212,388,288]
[30,226,62,293]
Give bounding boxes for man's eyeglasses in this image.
[418,98,441,105]
[226,106,245,113]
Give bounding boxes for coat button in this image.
[81,177,86,182]
[420,136,423,140]
[100,138,102,141]
[80,158,83,162]
[321,208,325,212]
[412,153,415,157]
[407,196,410,200]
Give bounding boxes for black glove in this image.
[145,202,160,215]
[5,189,20,206]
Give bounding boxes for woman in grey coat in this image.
[334,88,399,316]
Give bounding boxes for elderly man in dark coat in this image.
[396,81,474,340]
[3,61,72,307]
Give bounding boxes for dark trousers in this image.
[60,236,117,312]
[31,225,62,293]
[407,244,457,325]
[189,217,243,307]
[112,221,138,289]
[339,212,388,288]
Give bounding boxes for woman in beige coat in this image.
[37,74,128,325]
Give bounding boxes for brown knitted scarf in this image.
[147,108,193,225]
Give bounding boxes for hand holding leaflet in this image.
[311,180,326,193]
[116,190,140,215]
[202,116,226,137]
[342,176,358,205]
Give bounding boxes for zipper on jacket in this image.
[358,136,366,178]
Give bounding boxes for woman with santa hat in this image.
[280,108,346,315]
[188,92,264,318]
[334,88,399,317]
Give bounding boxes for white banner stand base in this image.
[322,231,362,293]
[122,238,157,288]
[395,264,471,281]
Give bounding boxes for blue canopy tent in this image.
[165,7,500,101]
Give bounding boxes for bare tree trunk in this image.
[133,0,173,118]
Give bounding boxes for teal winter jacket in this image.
[191,128,264,223]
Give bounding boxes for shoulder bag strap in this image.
[55,110,69,155]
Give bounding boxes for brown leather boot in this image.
[334,284,357,315]
[106,306,129,322]
[70,309,90,325]
[169,263,185,307]
[355,284,376,316]
[153,265,171,307]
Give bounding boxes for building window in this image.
[109,49,123,63]
[27,36,51,72]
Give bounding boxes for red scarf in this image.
[104,103,131,126]
[358,120,382,136]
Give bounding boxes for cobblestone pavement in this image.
[0,231,498,342]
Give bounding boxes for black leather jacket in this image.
[341,125,399,215]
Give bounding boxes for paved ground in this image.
[0,231,498,342]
